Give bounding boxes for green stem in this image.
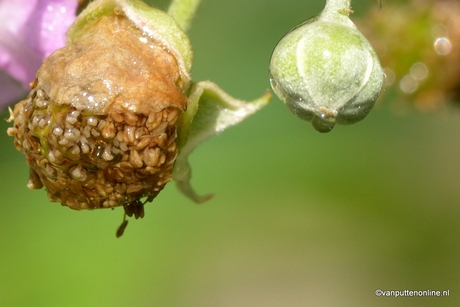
[325,0,351,12]
[167,0,201,32]
[321,0,353,25]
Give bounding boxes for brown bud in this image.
[7,11,187,215]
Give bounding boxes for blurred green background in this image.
[1,0,459,306]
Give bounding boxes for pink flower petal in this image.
[0,0,78,108]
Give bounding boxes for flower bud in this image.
[269,0,384,132]
[7,0,192,218]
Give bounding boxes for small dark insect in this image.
[116,199,147,237]
[116,216,129,238]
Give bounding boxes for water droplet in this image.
[434,37,452,55]
[383,68,395,86]
[400,75,418,94]
[312,114,335,133]
[410,62,428,80]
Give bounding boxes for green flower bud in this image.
[269,0,384,132]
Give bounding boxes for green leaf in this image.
[173,81,271,203]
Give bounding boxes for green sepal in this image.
[173,81,271,203]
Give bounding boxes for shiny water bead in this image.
[269,0,384,132]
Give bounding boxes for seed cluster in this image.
[8,83,180,217]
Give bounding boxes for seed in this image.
[97,119,106,130]
[6,127,18,137]
[135,127,143,140]
[69,164,87,181]
[27,168,43,189]
[150,122,168,136]
[82,126,91,138]
[38,116,50,128]
[81,143,90,154]
[79,135,88,144]
[101,121,116,139]
[159,153,166,165]
[44,163,56,177]
[167,142,176,153]
[23,136,41,153]
[36,89,45,99]
[119,142,128,152]
[111,146,120,155]
[95,184,107,197]
[66,111,80,124]
[125,126,135,143]
[110,112,124,123]
[54,150,63,162]
[126,183,143,194]
[145,166,159,174]
[35,99,45,109]
[70,144,81,156]
[64,128,80,141]
[157,132,167,149]
[117,162,133,172]
[147,113,161,130]
[102,145,114,161]
[136,136,150,150]
[91,128,100,137]
[129,150,143,168]
[102,199,118,208]
[87,116,98,126]
[114,183,127,194]
[39,159,56,177]
[116,131,124,143]
[124,112,138,126]
[53,126,63,136]
[32,115,41,127]
[48,150,56,163]
[112,168,124,180]
[143,147,159,167]
[104,183,114,194]
[167,108,179,124]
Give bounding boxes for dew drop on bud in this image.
[312,114,336,133]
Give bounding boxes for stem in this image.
[167,0,201,32]
[321,0,354,25]
[324,0,351,12]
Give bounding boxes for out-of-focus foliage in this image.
[358,0,460,111]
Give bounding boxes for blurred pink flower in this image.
[0,0,78,108]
